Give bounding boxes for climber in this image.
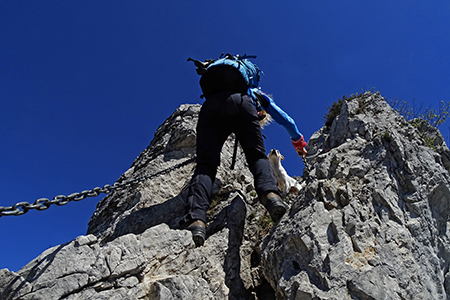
[182,54,307,247]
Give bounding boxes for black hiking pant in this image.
[182,91,278,224]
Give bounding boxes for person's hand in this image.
[295,146,307,157]
[257,110,266,120]
[291,136,307,157]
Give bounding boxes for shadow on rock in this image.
[108,190,188,242]
[206,190,251,300]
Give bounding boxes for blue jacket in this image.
[248,88,302,141]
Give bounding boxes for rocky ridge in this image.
[262,92,450,299]
[1,92,450,299]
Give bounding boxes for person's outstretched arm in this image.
[250,88,307,157]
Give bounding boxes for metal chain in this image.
[0,156,196,217]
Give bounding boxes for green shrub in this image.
[389,99,450,128]
[324,88,375,127]
[325,99,344,127]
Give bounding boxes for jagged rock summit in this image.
[263,92,450,299]
[1,92,450,300]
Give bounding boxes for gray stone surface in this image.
[1,92,450,299]
[261,92,450,299]
[1,103,273,300]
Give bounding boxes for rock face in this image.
[262,92,450,299]
[1,92,450,300]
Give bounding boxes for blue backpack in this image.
[188,53,261,88]
[187,54,263,169]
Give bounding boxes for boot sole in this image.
[188,225,206,247]
[269,205,287,222]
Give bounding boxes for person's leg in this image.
[182,94,231,245]
[183,101,223,224]
[231,95,277,195]
[232,94,287,222]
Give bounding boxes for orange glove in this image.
[292,136,307,157]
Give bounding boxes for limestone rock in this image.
[261,92,450,299]
[1,103,273,300]
[86,104,256,243]
[2,92,450,299]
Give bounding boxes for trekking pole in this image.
[230,138,239,170]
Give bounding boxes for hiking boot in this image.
[260,192,287,222]
[183,220,206,247]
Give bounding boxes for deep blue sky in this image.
[1,1,449,272]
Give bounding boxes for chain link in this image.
[0,156,196,217]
